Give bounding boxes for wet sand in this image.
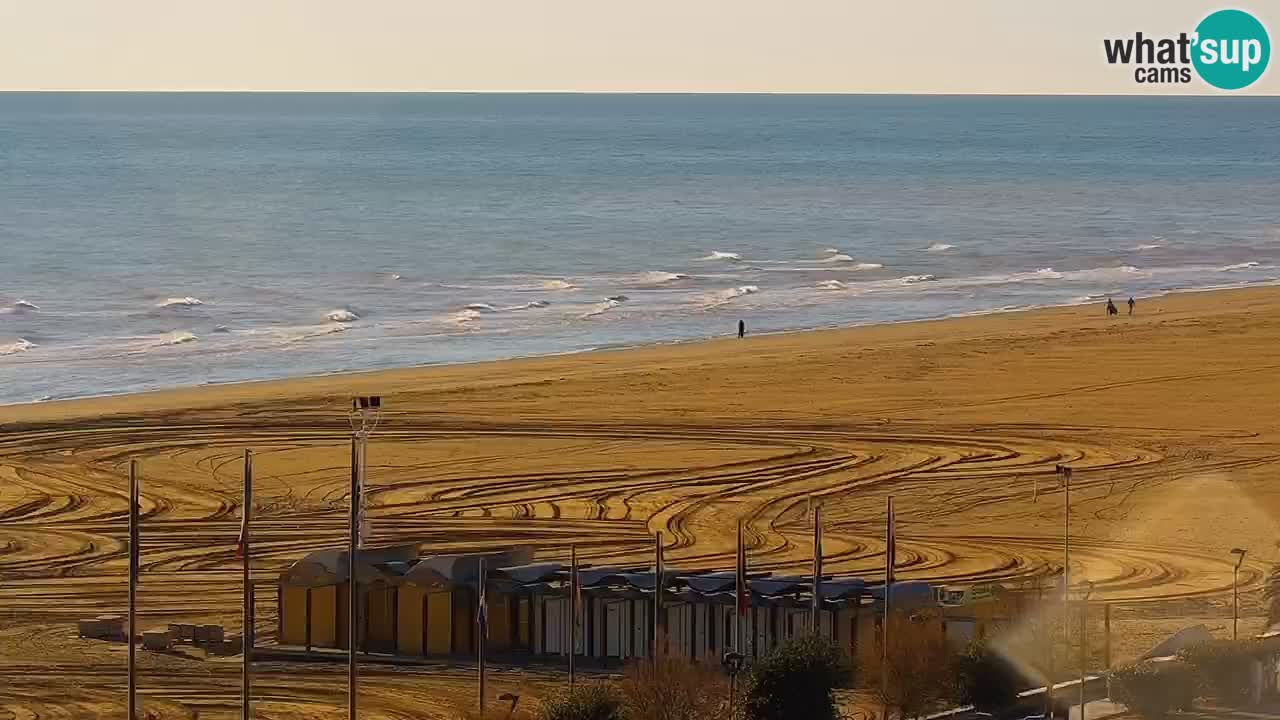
[4,285,1280,718]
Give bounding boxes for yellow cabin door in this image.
[489,594,511,650]
[367,587,396,653]
[426,590,452,655]
[310,586,338,648]
[280,586,308,646]
[398,586,426,656]
[452,588,473,656]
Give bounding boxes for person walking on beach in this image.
[1106,298,1118,317]
[738,319,746,338]
[1128,297,1136,316]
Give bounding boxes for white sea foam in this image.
[212,324,232,333]
[1134,243,1164,251]
[820,253,857,263]
[637,271,688,284]
[0,338,37,356]
[158,331,198,346]
[465,303,499,313]
[13,299,39,311]
[898,274,937,284]
[542,279,577,290]
[852,263,884,270]
[701,285,760,306]
[326,309,359,323]
[700,251,742,262]
[580,300,621,318]
[1220,261,1261,271]
[925,243,954,253]
[447,309,482,326]
[506,300,550,311]
[158,296,204,308]
[817,280,848,290]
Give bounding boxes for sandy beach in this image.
[4,285,1280,719]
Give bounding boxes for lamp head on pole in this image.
[1232,547,1247,569]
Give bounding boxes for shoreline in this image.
[5,281,1279,424]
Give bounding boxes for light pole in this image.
[348,396,382,720]
[1080,581,1094,720]
[1231,548,1247,641]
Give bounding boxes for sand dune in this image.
[4,286,1280,718]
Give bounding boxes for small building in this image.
[275,545,987,668]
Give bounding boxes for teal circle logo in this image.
[1193,9,1270,90]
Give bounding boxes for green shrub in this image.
[1111,660,1196,720]
[538,683,624,720]
[949,640,1024,711]
[743,634,849,720]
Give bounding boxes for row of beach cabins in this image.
[276,544,1027,670]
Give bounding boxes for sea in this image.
[2,93,1279,406]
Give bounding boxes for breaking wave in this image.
[158,331,198,346]
[817,280,848,290]
[700,251,742,262]
[158,296,204,308]
[899,274,937,284]
[925,243,954,253]
[0,338,37,356]
[1220,261,1261,271]
[326,309,359,323]
[542,279,576,291]
[701,285,760,306]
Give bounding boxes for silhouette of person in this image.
[738,320,745,338]
[1106,298,1118,317]
[1128,297,1136,316]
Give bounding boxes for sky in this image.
[1,0,1276,94]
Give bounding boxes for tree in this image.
[866,615,950,720]
[743,634,849,720]
[538,683,624,720]
[1264,561,1280,627]
[949,639,1024,712]
[1178,638,1280,705]
[619,654,731,720]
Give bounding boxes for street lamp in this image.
[1231,548,1247,641]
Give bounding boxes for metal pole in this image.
[569,544,577,689]
[128,460,139,720]
[811,504,822,634]
[882,496,894,720]
[1080,599,1087,720]
[242,450,253,720]
[1104,604,1112,699]
[1234,564,1239,641]
[654,531,663,660]
[479,557,487,714]
[348,434,360,720]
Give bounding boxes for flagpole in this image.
[736,520,745,653]
[478,557,487,714]
[569,544,578,689]
[128,460,139,720]
[654,531,664,661]
[812,502,823,634]
[348,434,359,720]
[241,449,253,720]
[882,496,894,720]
